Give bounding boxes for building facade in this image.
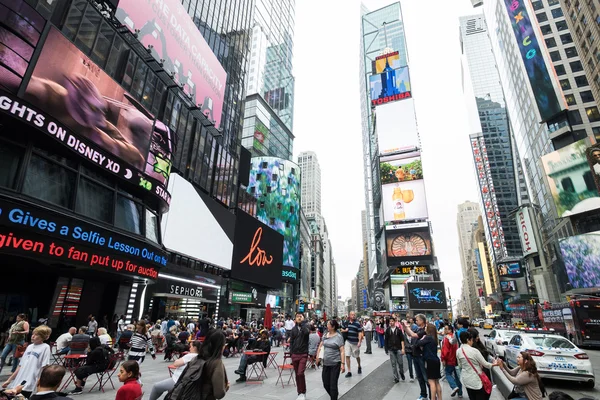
[457,202,483,318]
[298,151,322,219]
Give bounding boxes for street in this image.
[480,329,600,399]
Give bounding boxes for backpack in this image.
[165,357,207,400]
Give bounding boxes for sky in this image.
[292,0,482,307]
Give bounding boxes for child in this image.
[116,360,142,400]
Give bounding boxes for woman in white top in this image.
[456,331,501,400]
[148,340,201,400]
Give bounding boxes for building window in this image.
[115,194,142,235]
[75,178,113,223]
[547,0,560,5]
[532,1,544,9]
[23,153,76,209]
[561,177,575,192]
[537,12,549,22]
[565,47,578,58]
[541,25,553,35]
[586,106,600,122]
[556,20,568,30]
[545,37,557,48]
[550,50,561,61]
[569,109,584,125]
[581,90,595,103]
[560,79,571,90]
[570,60,584,72]
[0,140,23,190]
[561,33,574,44]
[555,64,567,75]
[575,75,589,87]
[565,93,577,105]
[551,7,564,18]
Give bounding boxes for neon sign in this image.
[240,227,274,267]
[503,0,563,122]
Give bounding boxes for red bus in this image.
[539,298,600,347]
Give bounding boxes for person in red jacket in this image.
[115,360,142,400]
[441,325,463,398]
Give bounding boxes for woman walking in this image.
[456,331,500,400]
[316,319,345,400]
[419,323,442,400]
[498,352,544,400]
[376,318,385,349]
[128,321,156,363]
[468,328,491,379]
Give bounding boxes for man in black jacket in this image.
[234,330,271,383]
[384,317,406,383]
[30,365,73,399]
[289,312,309,400]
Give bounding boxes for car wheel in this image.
[583,380,595,389]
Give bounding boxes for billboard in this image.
[498,262,522,277]
[516,207,538,256]
[116,0,227,128]
[370,66,411,107]
[406,282,447,310]
[500,280,517,292]
[542,138,600,217]
[380,155,423,185]
[372,51,402,74]
[559,231,600,289]
[391,279,406,297]
[503,0,564,122]
[386,228,434,266]
[375,100,420,154]
[474,248,484,280]
[253,119,269,153]
[586,143,600,194]
[381,180,429,225]
[390,266,430,275]
[231,210,283,289]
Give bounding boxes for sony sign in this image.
[516,207,538,257]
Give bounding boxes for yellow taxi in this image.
[483,322,493,329]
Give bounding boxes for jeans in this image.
[405,352,415,379]
[322,363,341,400]
[377,333,385,348]
[291,353,308,394]
[445,365,463,396]
[149,377,175,400]
[365,332,372,353]
[389,350,405,380]
[58,347,70,355]
[237,354,259,375]
[414,356,429,398]
[0,343,22,373]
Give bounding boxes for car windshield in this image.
[530,336,575,349]
[500,331,516,339]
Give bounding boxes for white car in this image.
[484,329,518,359]
[504,332,595,388]
[494,322,508,329]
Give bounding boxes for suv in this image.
[484,329,518,359]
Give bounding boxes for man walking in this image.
[341,311,363,377]
[363,318,373,355]
[384,317,405,383]
[404,314,429,400]
[402,319,415,382]
[289,312,309,400]
[441,325,462,397]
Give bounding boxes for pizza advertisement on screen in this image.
[116,0,227,128]
[385,227,434,266]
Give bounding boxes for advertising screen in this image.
[500,280,517,292]
[386,228,434,266]
[406,282,447,310]
[559,231,600,289]
[231,210,283,289]
[390,266,429,275]
[503,0,564,122]
[391,280,406,298]
[380,155,423,185]
[22,28,173,203]
[382,180,429,224]
[542,138,600,217]
[498,262,521,277]
[516,207,538,256]
[375,100,420,154]
[116,0,227,128]
[370,66,411,107]
[372,51,402,74]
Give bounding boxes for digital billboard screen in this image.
[559,231,600,289]
[370,66,411,107]
[542,138,600,217]
[386,228,434,266]
[375,100,420,154]
[380,155,423,185]
[498,262,521,277]
[500,280,517,292]
[406,282,447,310]
[382,180,429,225]
[116,0,227,128]
[372,51,402,74]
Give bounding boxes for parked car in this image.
[484,329,518,359]
[504,332,594,388]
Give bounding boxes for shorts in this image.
[344,341,360,358]
[425,358,441,379]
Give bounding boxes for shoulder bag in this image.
[461,348,492,395]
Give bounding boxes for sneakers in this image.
[296,394,306,400]
[236,376,246,383]
[410,377,414,382]
[417,397,429,400]
[69,387,83,395]
[451,387,460,397]
[357,367,362,374]
[345,372,352,378]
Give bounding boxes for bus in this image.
[539,298,600,347]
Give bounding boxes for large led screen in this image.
[380,155,423,185]
[116,0,227,128]
[386,228,434,266]
[372,51,402,74]
[498,262,521,277]
[406,282,447,310]
[375,100,420,154]
[500,280,517,292]
[23,28,173,188]
[559,231,600,289]
[370,66,411,107]
[541,138,600,217]
[382,180,429,224]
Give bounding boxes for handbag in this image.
[14,342,28,359]
[461,348,492,395]
[507,387,520,399]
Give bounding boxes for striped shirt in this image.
[128,332,155,359]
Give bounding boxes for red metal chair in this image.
[88,352,124,392]
[275,364,296,388]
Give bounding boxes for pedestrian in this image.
[116,360,142,400]
[29,364,73,400]
[468,328,490,379]
[308,325,320,368]
[116,315,126,346]
[289,312,310,400]
[498,352,544,400]
[69,336,112,395]
[384,317,405,383]
[363,318,373,354]
[0,313,29,374]
[285,315,295,339]
[402,319,415,382]
[419,323,442,400]
[456,331,500,400]
[148,340,200,400]
[316,319,345,400]
[404,314,429,400]
[128,321,156,364]
[441,324,463,398]
[376,318,385,349]
[341,311,363,377]
[456,318,469,346]
[87,315,98,337]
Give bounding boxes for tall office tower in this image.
[457,202,483,318]
[241,0,295,160]
[298,151,322,219]
[559,0,600,118]
[460,15,523,266]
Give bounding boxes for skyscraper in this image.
[298,151,322,219]
[457,201,483,318]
